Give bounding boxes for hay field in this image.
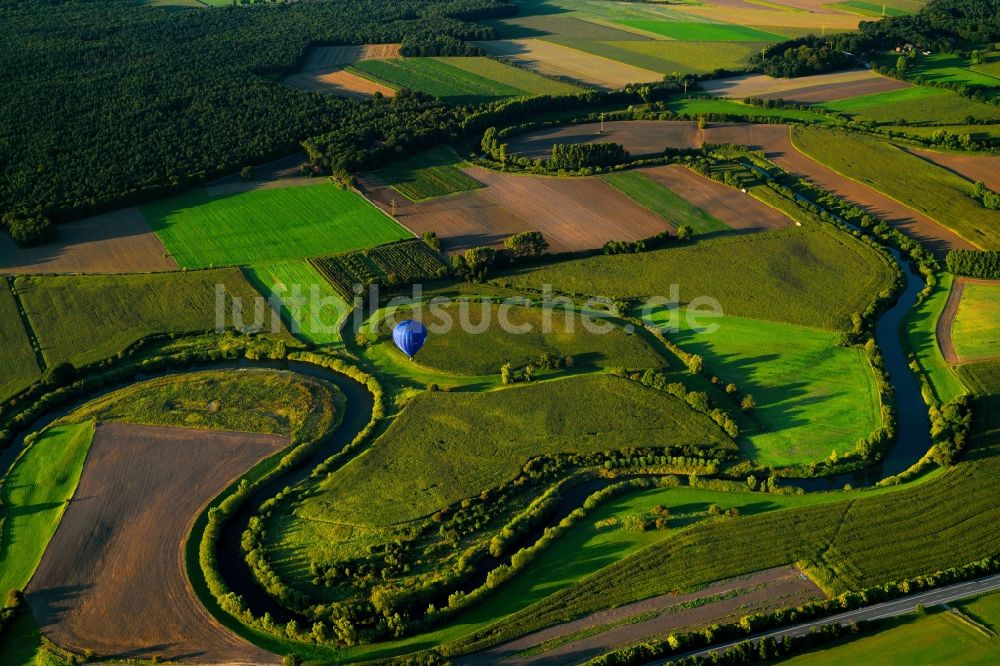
[479,39,663,90]
[0,207,176,275]
[701,69,909,101]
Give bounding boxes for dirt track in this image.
[509,121,975,256]
[0,208,176,275]
[455,566,822,666]
[27,422,285,663]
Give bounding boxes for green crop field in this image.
[499,226,896,331]
[905,274,966,403]
[14,269,289,367]
[821,86,1000,124]
[792,126,1000,249]
[603,171,730,234]
[297,374,734,528]
[548,39,764,76]
[652,312,881,466]
[142,183,409,268]
[831,1,913,16]
[373,146,484,201]
[0,421,95,594]
[244,260,348,346]
[349,57,574,106]
[0,279,40,401]
[614,20,784,42]
[664,95,835,123]
[883,123,1000,141]
[780,591,1000,664]
[877,52,1000,102]
[952,282,1000,361]
[368,301,665,375]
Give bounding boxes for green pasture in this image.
[349,57,573,106]
[244,260,347,346]
[373,146,484,201]
[821,86,1000,124]
[952,282,1000,362]
[498,226,896,331]
[603,171,729,234]
[650,311,881,466]
[792,126,1000,249]
[665,96,834,123]
[780,591,1000,665]
[830,1,912,17]
[367,301,665,376]
[548,39,764,75]
[905,274,966,403]
[614,20,783,42]
[0,280,40,401]
[297,374,733,528]
[14,269,290,367]
[0,421,95,594]
[877,52,1000,101]
[142,182,408,268]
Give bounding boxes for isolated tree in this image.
[500,362,513,385]
[504,230,549,259]
[676,224,693,241]
[741,394,756,411]
[687,354,704,374]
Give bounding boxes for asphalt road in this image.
[653,572,1000,664]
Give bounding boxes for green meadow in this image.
[878,52,1000,102]
[0,421,96,593]
[821,86,1000,124]
[603,171,730,235]
[244,260,347,346]
[143,183,409,268]
[952,282,1000,362]
[905,274,966,403]
[615,20,783,42]
[0,280,40,401]
[664,96,834,123]
[831,1,913,16]
[652,312,881,466]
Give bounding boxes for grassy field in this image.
[299,374,733,528]
[664,96,834,123]
[882,123,1000,141]
[142,183,409,268]
[14,269,289,367]
[499,226,896,331]
[374,146,484,201]
[0,279,40,401]
[905,274,966,403]
[821,86,1000,124]
[309,239,449,299]
[779,591,1000,664]
[244,260,347,346]
[614,20,783,42]
[878,52,1000,102]
[653,312,881,466]
[952,282,1000,361]
[349,57,577,105]
[0,421,95,593]
[830,1,913,16]
[367,301,666,375]
[603,171,729,235]
[791,126,1000,249]
[548,39,764,76]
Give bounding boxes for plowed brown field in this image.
[0,208,176,275]
[701,70,909,102]
[26,422,285,663]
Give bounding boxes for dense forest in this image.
[761,0,1000,76]
[0,0,513,221]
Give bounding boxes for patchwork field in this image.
[142,182,410,268]
[950,280,1000,362]
[0,279,40,400]
[26,423,284,663]
[286,69,397,98]
[701,69,910,102]
[548,39,765,76]
[244,260,348,346]
[0,207,177,275]
[14,268,287,367]
[285,43,400,97]
[501,226,895,331]
[299,44,401,71]
[603,170,730,236]
[478,39,664,90]
[668,1,864,30]
[791,126,1000,250]
[906,148,1000,192]
[373,146,484,201]
[348,57,582,105]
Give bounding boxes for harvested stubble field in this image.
[300,44,401,71]
[457,566,822,666]
[0,207,176,275]
[26,423,284,663]
[499,226,896,331]
[906,147,1000,192]
[701,70,910,102]
[285,68,397,98]
[478,38,663,90]
[14,269,289,367]
[0,279,40,400]
[549,39,766,76]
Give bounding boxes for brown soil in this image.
[26,422,285,663]
[285,44,400,97]
[510,121,974,257]
[639,164,795,232]
[700,70,908,102]
[938,277,964,365]
[455,566,823,666]
[906,148,1000,192]
[0,208,176,275]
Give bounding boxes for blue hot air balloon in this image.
[392,319,428,359]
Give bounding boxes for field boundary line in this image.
[937,276,963,365]
[5,275,46,373]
